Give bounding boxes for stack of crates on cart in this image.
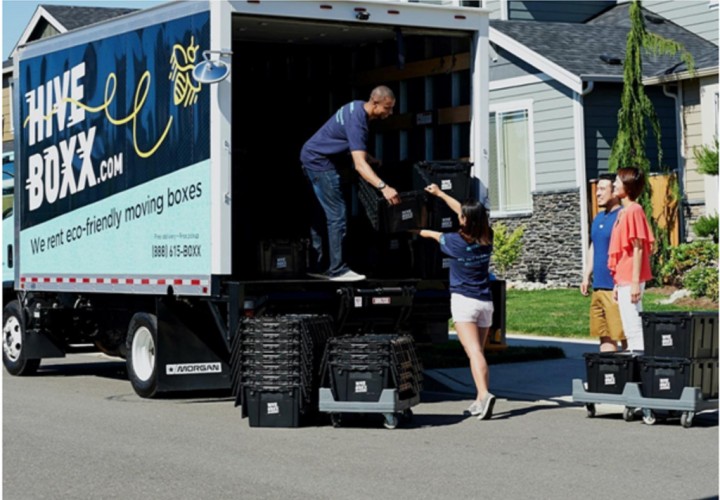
[230,314,334,427]
[319,334,423,428]
[639,312,718,400]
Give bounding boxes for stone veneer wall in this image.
[491,188,584,286]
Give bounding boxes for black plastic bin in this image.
[584,352,640,394]
[358,182,428,233]
[412,160,473,201]
[639,356,718,400]
[257,239,308,278]
[329,365,392,402]
[244,387,302,427]
[641,311,718,358]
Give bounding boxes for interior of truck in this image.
[230,15,473,281]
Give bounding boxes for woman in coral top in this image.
[608,167,654,352]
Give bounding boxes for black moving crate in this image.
[639,357,718,400]
[257,239,308,278]
[358,181,428,233]
[243,387,301,428]
[584,352,640,394]
[412,160,472,231]
[641,311,718,358]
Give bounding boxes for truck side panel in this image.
[16,11,213,296]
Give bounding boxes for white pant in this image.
[616,284,645,352]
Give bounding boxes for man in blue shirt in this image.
[301,86,400,282]
[581,173,626,351]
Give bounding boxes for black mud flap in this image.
[155,298,231,393]
[24,329,66,359]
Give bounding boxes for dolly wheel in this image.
[585,404,596,418]
[642,409,656,426]
[330,414,342,428]
[623,406,635,422]
[383,414,398,430]
[680,411,694,429]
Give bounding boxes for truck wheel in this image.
[126,313,159,398]
[2,300,41,376]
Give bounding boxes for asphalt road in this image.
[3,353,718,500]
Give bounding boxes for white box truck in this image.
[3,0,490,398]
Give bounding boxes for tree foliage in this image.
[694,138,719,176]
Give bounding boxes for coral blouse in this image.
[608,202,654,285]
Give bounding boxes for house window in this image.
[488,106,533,213]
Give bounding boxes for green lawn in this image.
[506,288,718,338]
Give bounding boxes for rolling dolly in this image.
[571,378,639,422]
[624,382,719,428]
[318,388,419,429]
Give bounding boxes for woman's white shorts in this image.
[451,293,494,328]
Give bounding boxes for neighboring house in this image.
[645,48,719,232]
[483,1,718,284]
[1,5,137,155]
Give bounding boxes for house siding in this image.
[490,79,577,191]
[507,1,614,22]
[583,82,678,181]
[484,0,504,19]
[638,0,719,45]
[489,46,542,81]
[2,78,11,145]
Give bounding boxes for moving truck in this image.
[2,0,490,398]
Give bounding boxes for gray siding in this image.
[508,1,614,22]
[484,0,504,19]
[489,46,541,81]
[637,0,719,45]
[583,82,678,180]
[490,79,577,191]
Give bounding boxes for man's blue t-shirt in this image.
[591,208,620,290]
[439,232,493,302]
[300,100,368,171]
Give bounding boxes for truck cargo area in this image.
[230,14,473,281]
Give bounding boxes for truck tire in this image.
[126,313,159,398]
[2,300,41,376]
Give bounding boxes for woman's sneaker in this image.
[477,393,496,420]
[465,400,484,416]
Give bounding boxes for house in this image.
[482,1,718,283]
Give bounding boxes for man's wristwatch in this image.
[377,181,386,190]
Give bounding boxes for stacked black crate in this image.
[231,314,334,427]
[411,160,472,279]
[321,334,423,403]
[639,312,718,400]
[583,352,640,394]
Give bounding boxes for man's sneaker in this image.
[477,393,496,420]
[329,270,366,282]
[464,400,484,416]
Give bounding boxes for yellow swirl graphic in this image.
[23,36,203,159]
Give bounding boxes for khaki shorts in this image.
[589,290,625,341]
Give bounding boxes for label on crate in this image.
[441,179,453,191]
[372,297,391,305]
[442,258,451,269]
[661,334,673,347]
[354,297,363,308]
[267,402,280,415]
[401,209,414,221]
[659,378,671,391]
[165,362,222,375]
[355,381,368,393]
[275,257,288,269]
[604,373,616,386]
[441,217,453,229]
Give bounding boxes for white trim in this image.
[470,22,491,207]
[211,1,232,276]
[489,73,552,91]
[12,6,68,58]
[500,0,508,20]
[643,67,719,85]
[572,90,589,270]
[489,27,583,94]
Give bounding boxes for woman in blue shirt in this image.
[416,184,496,420]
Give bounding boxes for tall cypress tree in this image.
[608,0,693,278]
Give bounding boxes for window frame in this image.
[488,99,536,217]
